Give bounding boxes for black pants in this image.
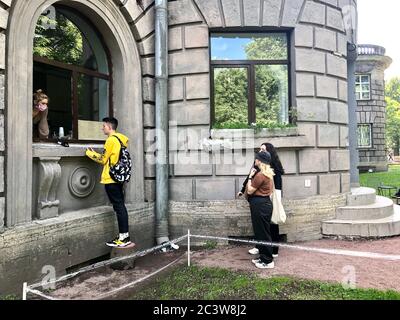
[249,196,273,264]
[271,224,280,255]
[105,183,129,234]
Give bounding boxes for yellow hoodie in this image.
[86,132,129,184]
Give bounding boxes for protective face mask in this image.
[36,103,48,112]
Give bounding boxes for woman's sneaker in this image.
[106,237,132,248]
[255,261,275,269]
[248,248,259,255]
[252,258,261,265]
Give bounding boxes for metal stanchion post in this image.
[187,229,191,267]
[22,282,27,301]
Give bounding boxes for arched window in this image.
[33,5,112,141]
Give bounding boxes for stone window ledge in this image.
[205,127,314,150]
[33,142,105,158]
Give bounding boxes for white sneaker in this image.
[273,254,279,258]
[251,258,261,265]
[248,248,259,255]
[255,261,275,269]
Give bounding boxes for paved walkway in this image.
[192,237,400,292]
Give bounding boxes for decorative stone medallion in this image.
[69,167,96,198]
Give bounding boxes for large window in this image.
[355,74,371,101]
[211,32,290,128]
[357,124,372,148]
[33,5,111,141]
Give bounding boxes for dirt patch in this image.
[29,249,186,300]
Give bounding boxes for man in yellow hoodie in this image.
[86,117,133,248]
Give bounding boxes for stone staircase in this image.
[322,187,400,238]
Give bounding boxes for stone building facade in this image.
[0,0,358,294]
[355,44,392,172]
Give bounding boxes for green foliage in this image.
[212,122,295,130]
[386,77,400,103]
[129,265,400,300]
[0,294,18,300]
[244,35,287,60]
[204,241,218,250]
[214,68,249,126]
[385,97,400,153]
[34,13,84,65]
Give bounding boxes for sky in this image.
[358,0,400,80]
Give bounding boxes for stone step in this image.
[347,187,376,206]
[322,205,400,238]
[108,243,137,271]
[336,196,394,220]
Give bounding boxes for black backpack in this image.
[109,135,132,183]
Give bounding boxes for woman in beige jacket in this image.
[33,89,50,140]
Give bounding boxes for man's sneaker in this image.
[106,237,132,248]
[252,258,262,265]
[248,248,259,255]
[255,261,275,269]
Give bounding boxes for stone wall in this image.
[169,193,346,244]
[0,203,154,295]
[0,0,10,233]
[129,0,353,241]
[131,0,353,204]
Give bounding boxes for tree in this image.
[385,97,400,156]
[33,12,84,66]
[386,77,400,103]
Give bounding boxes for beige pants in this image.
[33,108,49,139]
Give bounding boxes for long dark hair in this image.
[262,143,284,174]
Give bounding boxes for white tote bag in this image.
[270,180,287,225]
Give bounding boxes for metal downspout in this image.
[155,0,170,244]
[348,43,360,188]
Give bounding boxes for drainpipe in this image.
[347,43,360,188]
[155,0,170,244]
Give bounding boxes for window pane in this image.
[34,7,109,73]
[255,65,289,125]
[361,75,370,83]
[77,74,109,140]
[358,125,371,147]
[78,74,109,121]
[362,84,370,91]
[213,67,249,128]
[211,33,288,61]
[33,62,73,139]
[362,92,370,99]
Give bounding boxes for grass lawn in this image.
[360,164,400,197]
[129,265,400,300]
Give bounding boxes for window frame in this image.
[357,123,373,149]
[210,30,292,128]
[355,74,371,101]
[33,5,113,143]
